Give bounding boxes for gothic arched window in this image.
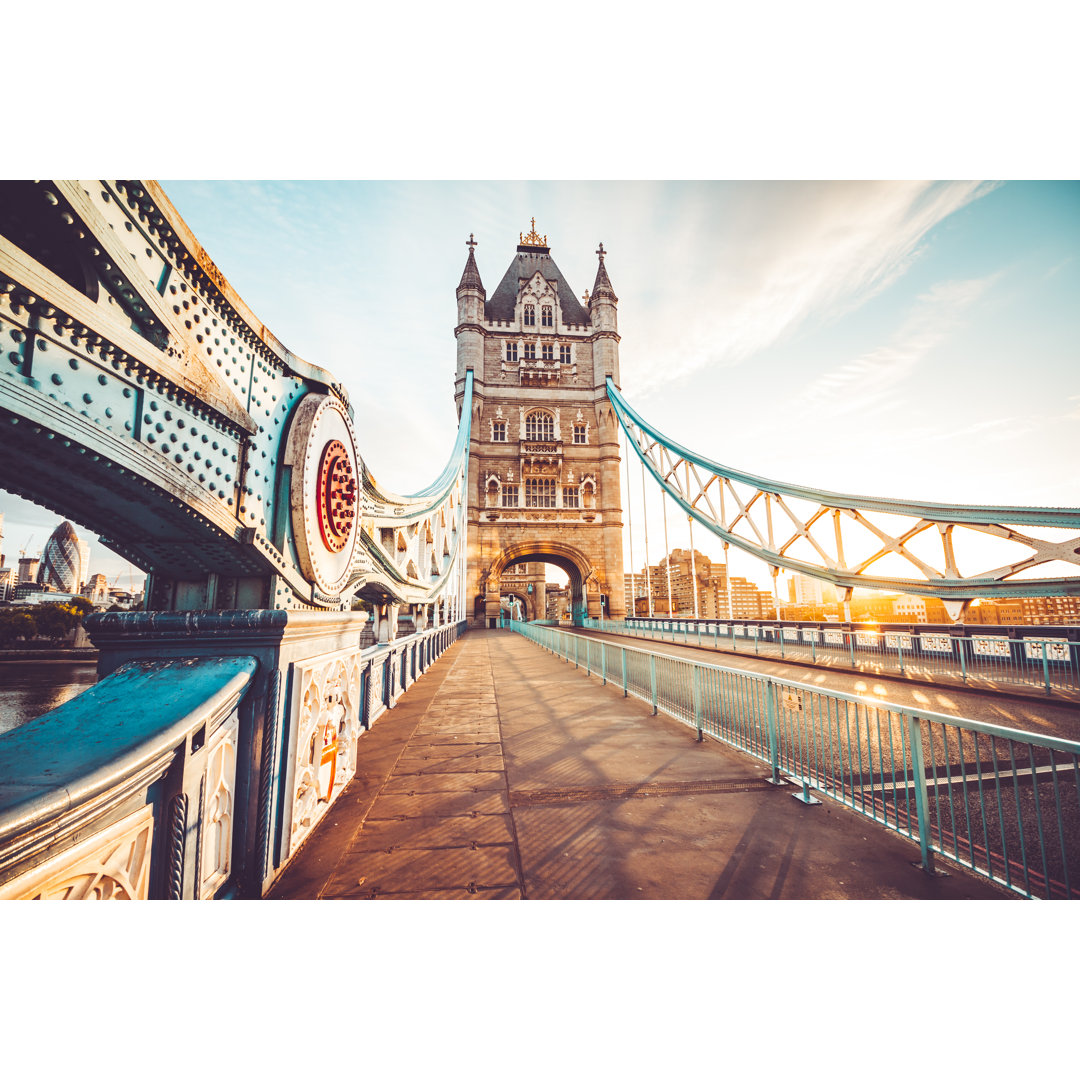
[541,305,553,327]
[524,304,535,326]
[524,410,555,442]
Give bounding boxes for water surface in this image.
[0,661,97,735]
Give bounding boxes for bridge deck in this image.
[269,630,1011,900]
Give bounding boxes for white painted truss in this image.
[348,371,472,614]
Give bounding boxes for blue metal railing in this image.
[505,619,1080,900]
[594,616,1080,699]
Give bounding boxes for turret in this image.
[455,234,486,383]
[588,243,620,385]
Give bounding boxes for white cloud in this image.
[796,271,1000,418]
[624,180,999,394]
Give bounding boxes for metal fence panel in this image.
[505,619,1080,899]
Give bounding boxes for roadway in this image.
[567,627,1080,745]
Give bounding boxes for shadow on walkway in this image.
[269,630,1012,900]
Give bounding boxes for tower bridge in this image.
[1,180,1078,901]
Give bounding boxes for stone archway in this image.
[484,540,600,627]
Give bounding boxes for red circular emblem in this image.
[317,439,357,552]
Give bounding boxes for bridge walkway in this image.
[269,629,1010,900]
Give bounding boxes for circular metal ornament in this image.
[284,393,361,598]
[317,439,357,552]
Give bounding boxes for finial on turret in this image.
[467,233,476,251]
[520,217,548,247]
[596,242,606,260]
[582,289,590,304]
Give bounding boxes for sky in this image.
[4,179,1075,593]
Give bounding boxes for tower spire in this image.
[590,242,617,304]
[457,234,485,294]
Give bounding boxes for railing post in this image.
[765,680,781,784]
[693,666,703,742]
[586,639,592,676]
[649,652,658,715]
[906,713,935,873]
[601,642,606,685]
[622,648,628,697]
[780,630,785,659]
[811,636,816,662]
[959,638,967,683]
[897,638,905,675]
[1042,642,1051,695]
[849,632,856,669]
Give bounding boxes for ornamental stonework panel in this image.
[0,805,153,900]
[199,712,239,899]
[283,649,365,860]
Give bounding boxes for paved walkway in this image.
[268,630,1013,900]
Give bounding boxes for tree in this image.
[34,604,72,643]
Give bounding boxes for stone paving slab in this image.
[406,733,501,748]
[369,790,511,819]
[360,886,523,900]
[381,770,506,795]
[394,752,505,775]
[394,750,504,769]
[270,630,1013,901]
[348,813,516,852]
[320,843,520,898]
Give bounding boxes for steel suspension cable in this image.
[661,487,673,617]
[624,428,636,620]
[641,459,653,618]
[686,461,698,618]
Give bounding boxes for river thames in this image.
[0,660,97,734]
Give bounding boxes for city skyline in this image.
[2,180,1076,595]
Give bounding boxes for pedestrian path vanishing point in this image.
[269,630,1011,900]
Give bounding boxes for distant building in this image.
[892,596,928,623]
[1019,595,1080,625]
[546,585,569,620]
[11,585,81,604]
[37,521,89,592]
[498,561,547,622]
[628,550,779,620]
[0,565,14,601]
[788,573,836,607]
[81,573,110,606]
[17,556,39,585]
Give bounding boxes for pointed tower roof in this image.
[456,234,485,295]
[590,242,618,304]
[485,220,591,326]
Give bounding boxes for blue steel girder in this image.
[608,378,1080,601]
[0,180,470,613]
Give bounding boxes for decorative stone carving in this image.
[200,711,239,898]
[0,805,154,900]
[283,649,364,860]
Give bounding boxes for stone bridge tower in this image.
[454,222,624,627]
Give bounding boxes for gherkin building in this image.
[37,520,88,593]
